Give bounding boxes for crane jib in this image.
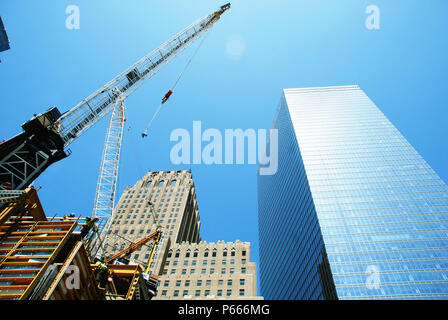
[0,4,230,195]
[57,9,227,147]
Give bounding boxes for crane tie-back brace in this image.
[141,31,211,138]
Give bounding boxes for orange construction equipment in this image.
[106,230,162,264]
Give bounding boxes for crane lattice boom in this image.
[0,3,230,194]
[56,4,230,148]
[92,101,124,231]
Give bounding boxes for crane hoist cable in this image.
[141,32,211,138]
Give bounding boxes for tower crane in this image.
[0,2,231,228]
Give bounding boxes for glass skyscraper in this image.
[257,85,448,299]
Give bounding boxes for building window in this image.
[227,280,232,286]
[195,290,201,297]
[242,259,246,264]
[197,280,202,286]
[175,250,180,258]
[176,280,181,287]
[201,269,206,274]
[181,269,187,275]
[206,280,211,286]
[239,289,245,296]
[183,290,189,297]
[230,268,235,274]
[217,290,222,297]
[226,290,232,296]
[241,267,246,274]
[242,250,246,257]
[173,290,179,297]
[205,290,210,297]
[164,281,169,287]
[161,290,167,296]
[240,279,245,286]
[210,268,215,275]
[185,250,190,258]
[221,268,226,274]
[204,249,209,257]
[218,280,223,286]
[231,249,235,257]
[194,250,198,258]
[185,280,190,287]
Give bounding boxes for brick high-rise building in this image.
[105,170,201,274]
[105,170,261,299]
[154,241,260,300]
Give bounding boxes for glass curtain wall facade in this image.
[258,85,448,299]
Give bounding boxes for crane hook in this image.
[162,90,173,104]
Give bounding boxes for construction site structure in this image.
[0,187,163,300]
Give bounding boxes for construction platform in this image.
[0,187,158,300]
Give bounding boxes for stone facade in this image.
[155,240,260,300]
[105,170,261,299]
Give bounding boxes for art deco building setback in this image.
[154,241,260,300]
[104,170,201,274]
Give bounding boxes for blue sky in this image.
[1,0,447,292]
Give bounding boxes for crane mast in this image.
[91,100,124,233]
[0,3,230,196]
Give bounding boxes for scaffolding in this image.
[0,188,160,300]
